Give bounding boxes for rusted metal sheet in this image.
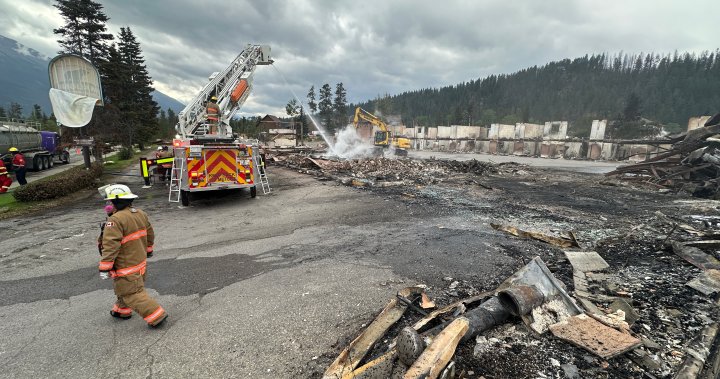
[549,314,641,359]
[323,286,425,379]
[404,317,470,379]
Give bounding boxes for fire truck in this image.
[142,44,272,206]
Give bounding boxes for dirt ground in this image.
[1,155,719,378]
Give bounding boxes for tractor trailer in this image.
[0,118,70,171]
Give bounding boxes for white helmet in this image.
[98,184,139,200]
[157,146,163,151]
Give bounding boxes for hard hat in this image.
[157,146,163,151]
[99,184,139,200]
[9,147,18,152]
[210,96,218,101]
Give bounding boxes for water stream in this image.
[271,65,336,155]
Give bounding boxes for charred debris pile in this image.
[270,154,526,187]
[317,214,720,379]
[607,114,720,199]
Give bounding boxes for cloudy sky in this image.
[0,0,718,116]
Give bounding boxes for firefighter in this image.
[98,184,167,327]
[155,146,172,181]
[9,147,27,185]
[206,95,220,134]
[0,159,12,193]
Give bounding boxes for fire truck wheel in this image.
[180,190,190,206]
[48,156,54,168]
[250,186,257,198]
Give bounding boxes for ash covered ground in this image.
[274,154,720,379]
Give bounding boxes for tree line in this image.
[352,51,720,138]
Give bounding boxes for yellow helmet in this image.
[8,147,18,152]
[210,96,218,101]
[98,184,139,200]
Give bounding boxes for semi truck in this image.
[0,118,70,171]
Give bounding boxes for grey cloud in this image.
[0,0,718,115]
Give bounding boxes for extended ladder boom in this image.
[176,44,272,138]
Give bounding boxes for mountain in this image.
[0,34,184,116]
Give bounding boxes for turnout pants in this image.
[0,175,10,193]
[112,273,166,326]
[14,167,26,186]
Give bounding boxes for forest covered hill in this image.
[354,51,720,136]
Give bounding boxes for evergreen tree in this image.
[53,0,113,64]
[116,26,159,148]
[318,83,333,130]
[8,102,23,119]
[306,85,317,114]
[333,82,348,128]
[30,104,43,120]
[0,106,5,117]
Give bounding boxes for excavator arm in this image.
[353,107,391,146]
[176,44,273,138]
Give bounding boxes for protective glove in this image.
[99,272,111,280]
[147,246,154,258]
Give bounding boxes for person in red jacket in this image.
[0,159,12,193]
[9,147,27,186]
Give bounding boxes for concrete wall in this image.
[489,124,515,139]
[543,121,568,139]
[437,126,453,139]
[564,142,584,159]
[515,123,544,139]
[427,127,438,139]
[590,120,607,140]
[452,125,486,139]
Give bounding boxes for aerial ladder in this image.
[352,107,411,157]
[142,44,273,206]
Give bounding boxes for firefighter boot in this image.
[110,303,132,319]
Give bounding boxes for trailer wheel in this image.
[250,186,257,198]
[32,156,41,171]
[180,190,190,206]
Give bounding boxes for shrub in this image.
[13,163,104,202]
[117,147,133,160]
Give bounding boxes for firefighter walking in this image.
[98,184,167,327]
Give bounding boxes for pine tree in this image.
[30,104,43,120]
[0,106,6,118]
[116,26,159,148]
[8,102,23,119]
[318,83,333,130]
[306,86,317,114]
[53,0,113,64]
[333,82,348,128]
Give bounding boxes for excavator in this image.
[352,107,411,157]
